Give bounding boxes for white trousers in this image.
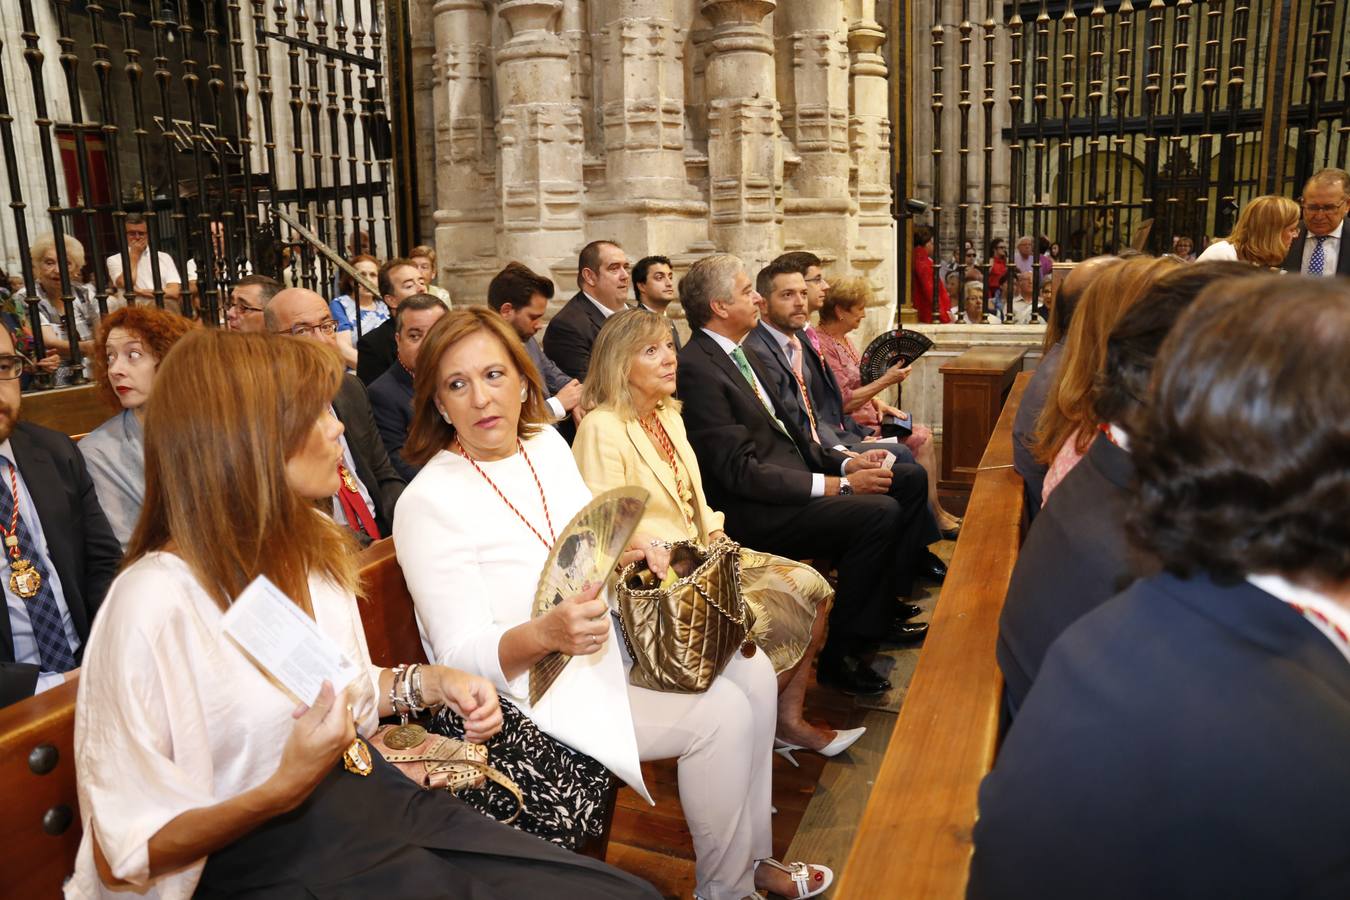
[628,647,778,900]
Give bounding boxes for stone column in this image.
[847,0,896,311]
[494,0,585,284]
[430,0,498,302]
[590,0,706,254]
[700,0,782,271]
[776,0,852,260]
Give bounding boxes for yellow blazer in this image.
[573,404,725,544]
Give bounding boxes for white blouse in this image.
[66,552,383,900]
[393,426,648,801]
[1196,239,1239,262]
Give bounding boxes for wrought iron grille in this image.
[0,0,403,387]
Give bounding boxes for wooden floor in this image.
[605,510,964,899]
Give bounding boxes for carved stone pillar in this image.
[591,0,706,254]
[700,0,782,270]
[431,0,497,301]
[776,0,852,260]
[847,0,896,307]
[494,0,585,282]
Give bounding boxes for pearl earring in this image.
[520,387,528,402]
[439,408,452,425]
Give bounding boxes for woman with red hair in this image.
[79,305,197,548]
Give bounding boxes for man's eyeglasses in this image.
[229,298,264,315]
[805,275,825,284]
[1302,202,1347,214]
[0,353,35,381]
[277,319,338,338]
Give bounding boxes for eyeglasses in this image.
[0,353,34,381]
[229,298,264,315]
[805,275,825,284]
[276,319,338,338]
[1302,202,1347,214]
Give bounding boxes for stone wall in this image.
[411,0,898,330]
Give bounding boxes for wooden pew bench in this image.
[836,371,1031,899]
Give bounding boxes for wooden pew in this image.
[21,384,110,437]
[835,371,1030,900]
[0,677,81,898]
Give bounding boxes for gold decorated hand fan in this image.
[528,486,650,706]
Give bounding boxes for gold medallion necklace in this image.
[2,463,42,599]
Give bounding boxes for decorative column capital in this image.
[699,0,776,29]
[431,0,490,13]
[498,0,564,40]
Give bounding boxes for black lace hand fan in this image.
[858,329,935,385]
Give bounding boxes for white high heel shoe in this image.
[772,727,866,767]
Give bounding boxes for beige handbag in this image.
[615,539,756,693]
[368,723,525,824]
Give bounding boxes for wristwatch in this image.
[838,477,853,496]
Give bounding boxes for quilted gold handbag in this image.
[615,539,756,693]
[369,723,525,824]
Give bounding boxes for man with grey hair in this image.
[676,254,931,696]
[1282,167,1349,277]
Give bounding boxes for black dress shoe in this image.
[916,550,948,584]
[884,619,930,644]
[817,655,892,696]
[896,602,923,621]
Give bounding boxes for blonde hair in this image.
[1224,195,1300,267]
[1033,255,1184,463]
[127,330,357,614]
[819,275,872,323]
[29,232,86,279]
[409,244,437,265]
[582,308,681,420]
[402,307,551,467]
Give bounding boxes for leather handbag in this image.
[369,723,525,824]
[614,539,755,693]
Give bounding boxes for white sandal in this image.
[754,858,834,898]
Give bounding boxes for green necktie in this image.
[730,346,793,438]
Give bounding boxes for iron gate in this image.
[0,0,409,386]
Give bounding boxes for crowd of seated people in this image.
[6,189,1348,900]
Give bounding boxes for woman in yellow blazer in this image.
[574,309,863,761]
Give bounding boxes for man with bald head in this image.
[1012,255,1120,519]
[266,288,405,542]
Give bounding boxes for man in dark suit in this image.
[368,293,447,481]
[632,255,681,352]
[356,258,427,384]
[267,288,406,541]
[0,326,121,707]
[489,262,584,427]
[745,258,945,596]
[997,261,1255,716]
[541,240,631,381]
[677,254,928,695]
[1281,167,1349,277]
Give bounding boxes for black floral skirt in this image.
[429,697,613,850]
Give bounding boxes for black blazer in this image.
[971,571,1350,899]
[800,333,870,445]
[1011,340,1064,521]
[677,328,848,518]
[541,291,612,381]
[355,318,397,385]
[367,361,417,482]
[996,434,1155,715]
[637,303,682,353]
[1281,226,1350,276]
[1,422,122,707]
[743,323,818,442]
[331,374,406,537]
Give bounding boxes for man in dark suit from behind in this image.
[745,258,945,599]
[355,257,427,384]
[632,255,681,352]
[997,261,1257,717]
[541,240,631,381]
[488,262,584,428]
[1281,167,1349,278]
[676,254,922,695]
[0,325,121,708]
[1012,255,1119,520]
[368,293,447,481]
[267,288,405,543]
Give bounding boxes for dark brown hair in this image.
[1128,275,1350,584]
[127,330,356,613]
[576,240,621,290]
[487,261,554,313]
[402,307,552,466]
[92,305,199,410]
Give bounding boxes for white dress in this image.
[393,426,648,801]
[1196,239,1239,262]
[66,552,382,900]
